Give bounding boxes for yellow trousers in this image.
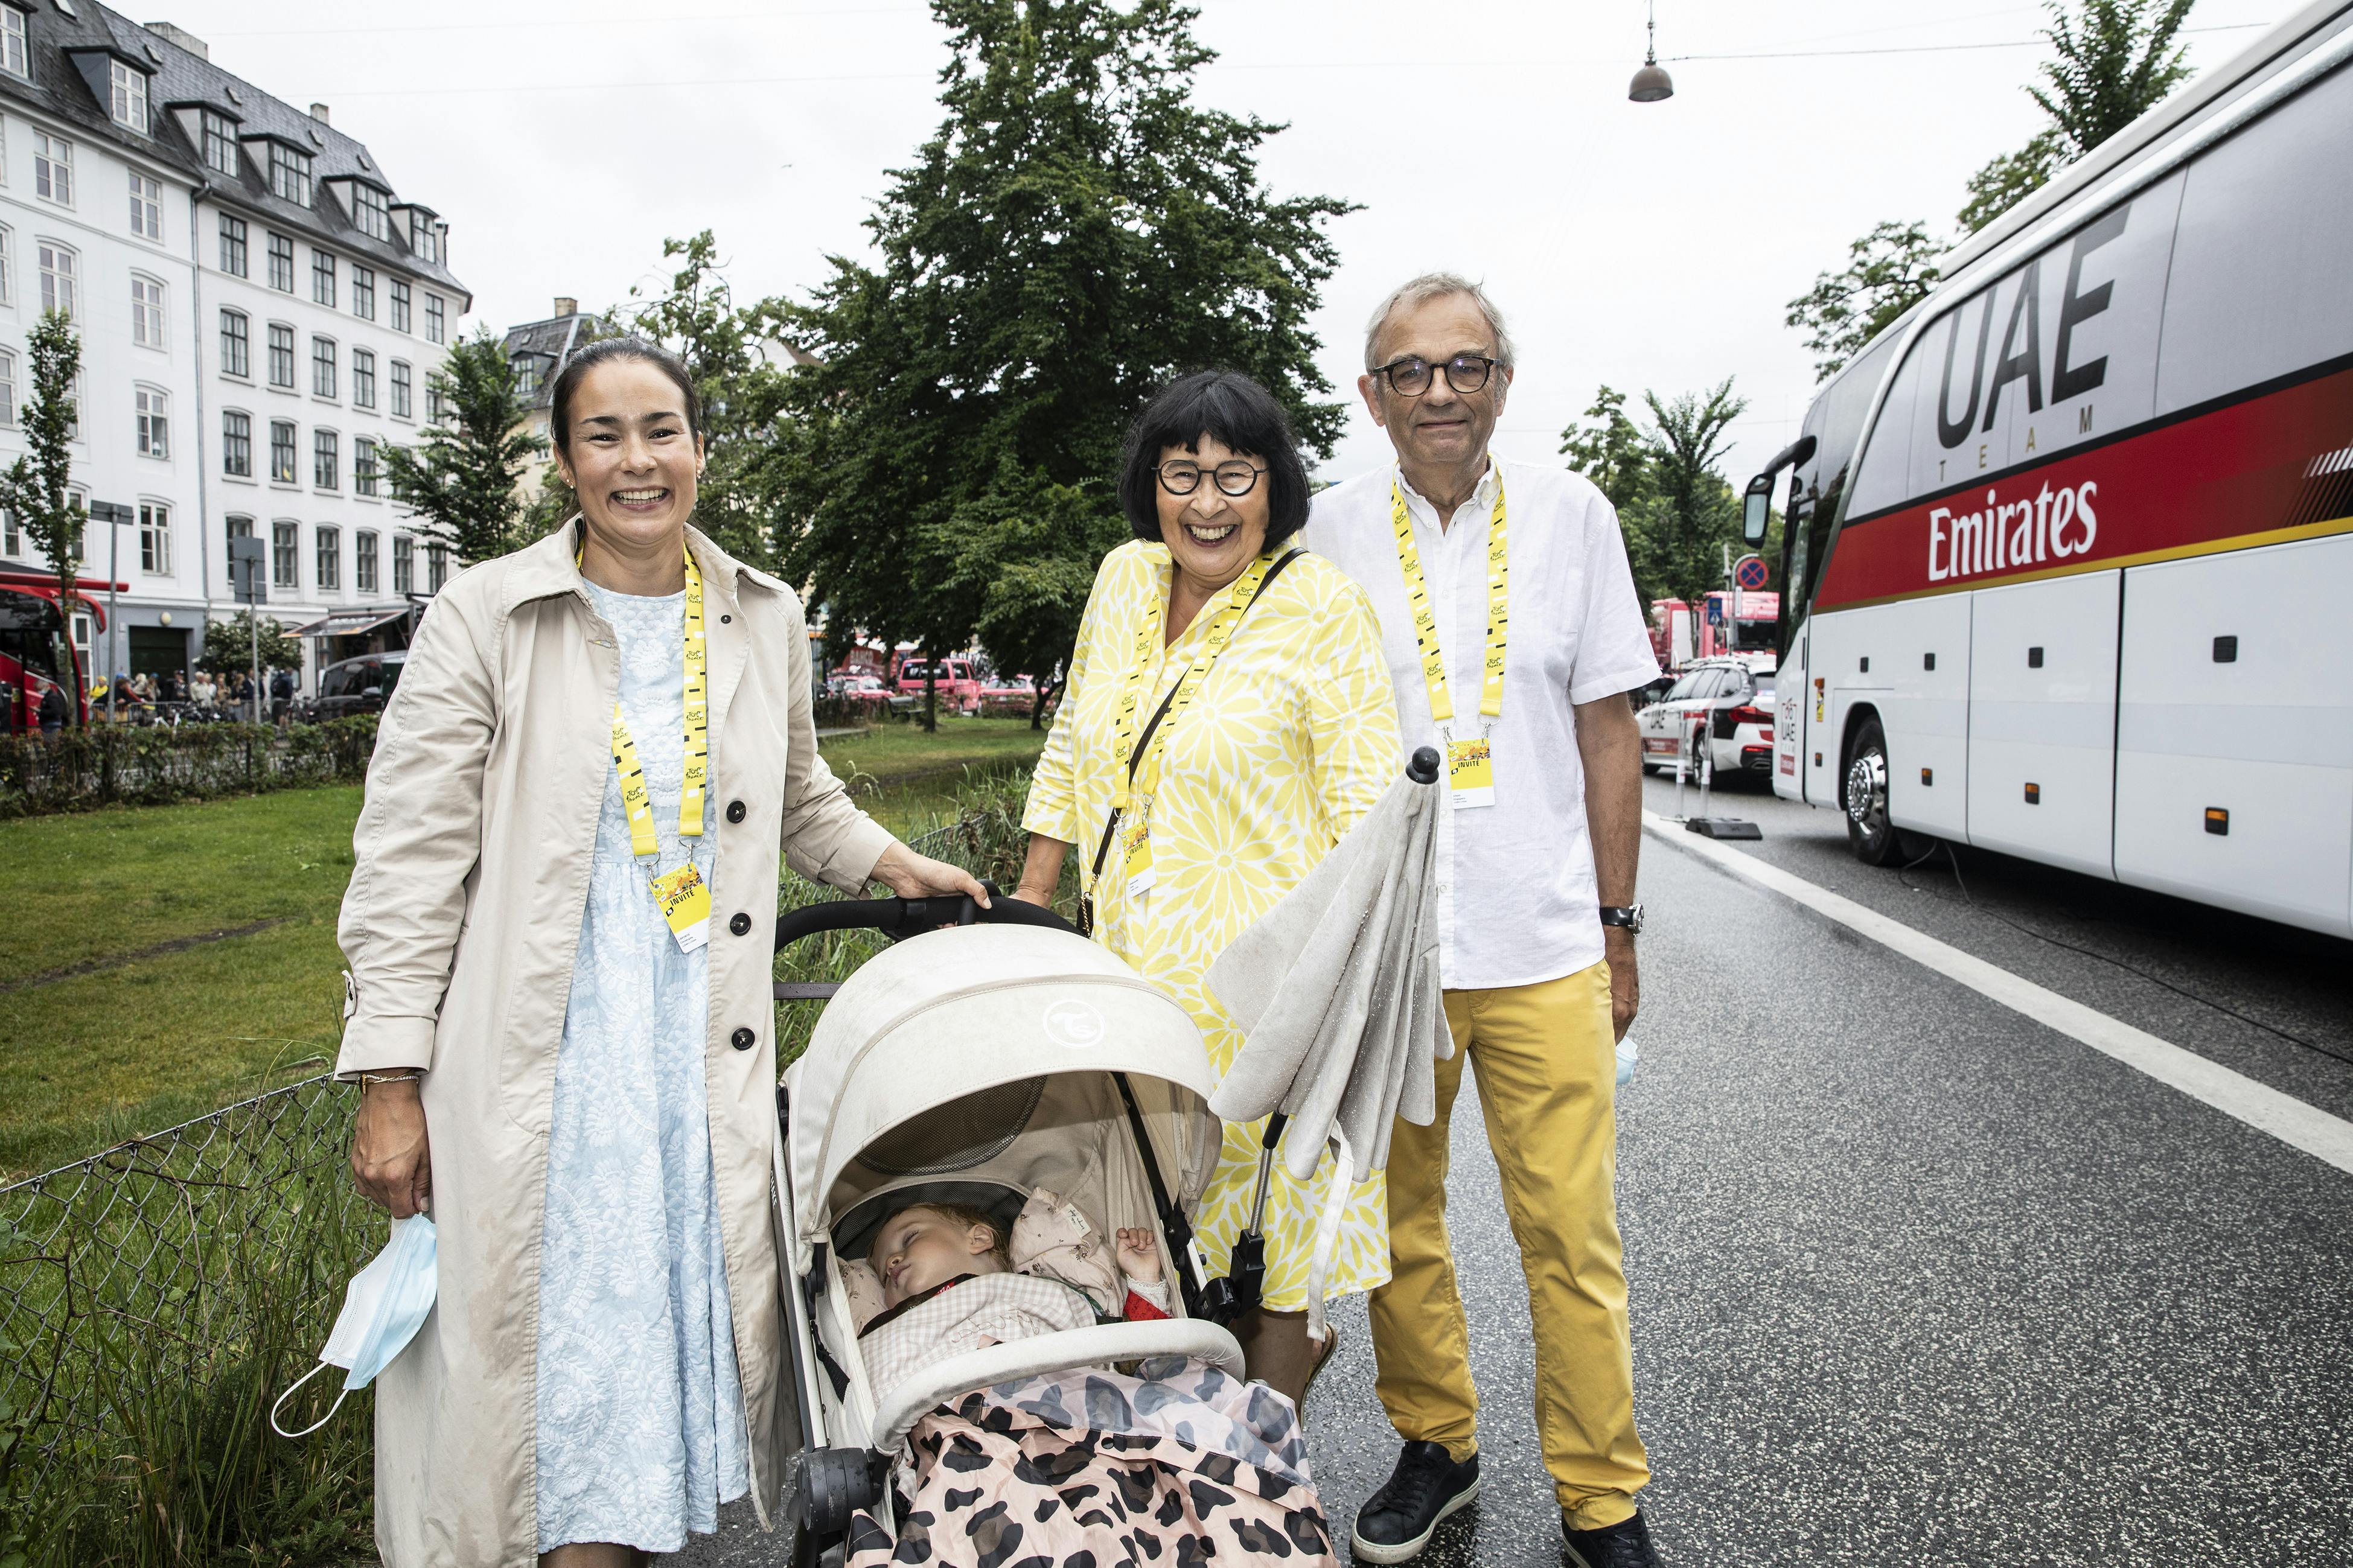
[1367,960,1651,1528]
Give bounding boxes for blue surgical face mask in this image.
[272,1214,438,1437]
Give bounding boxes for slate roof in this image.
[0,0,470,303]
[500,311,612,410]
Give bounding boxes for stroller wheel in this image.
[799,1445,886,1535]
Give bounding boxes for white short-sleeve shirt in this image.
[1304,457,1660,990]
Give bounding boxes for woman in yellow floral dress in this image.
[1012,370,1402,1407]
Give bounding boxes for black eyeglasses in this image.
[1372,353,1500,397]
[1157,459,1268,498]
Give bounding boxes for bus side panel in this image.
[1965,570,2120,879]
[2115,535,2353,939]
[1774,626,1805,801]
[1878,592,1972,841]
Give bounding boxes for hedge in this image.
[0,718,379,817]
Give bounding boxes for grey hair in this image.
[1363,272,1517,372]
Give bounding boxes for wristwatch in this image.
[1597,904,1644,934]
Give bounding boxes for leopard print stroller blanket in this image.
[844,1354,1339,1567]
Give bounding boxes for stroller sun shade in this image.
[784,924,1222,1272]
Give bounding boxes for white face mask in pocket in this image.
[271,1213,438,1438]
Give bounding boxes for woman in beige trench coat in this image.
[338,339,983,1568]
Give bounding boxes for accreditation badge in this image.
[650,861,713,954]
[1446,735,1496,810]
[1120,812,1156,902]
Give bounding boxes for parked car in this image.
[1636,658,1775,783]
[828,672,918,716]
[975,674,1054,719]
[895,657,982,715]
[315,651,407,720]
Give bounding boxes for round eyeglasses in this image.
[1372,354,1500,397]
[1157,459,1268,498]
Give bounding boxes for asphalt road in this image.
[672,769,2353,1565]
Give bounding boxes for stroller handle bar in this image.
[774,879,1079,952]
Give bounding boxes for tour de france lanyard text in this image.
[592,545,714,951]
[1105,549,1281,903]
[1391,471,1508,808]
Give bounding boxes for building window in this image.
[392,534,413,594]
[127,170,160,240]
[351,183,390,243]
[412,220,440,266]
[272,520,298,590]
[315,524,339,590]
[266,232,293,292]
[311,337,337,399]
[269,144,311,206]
[0,349,14,426]
[222,409,251,476]
[130,275,165,347]
[1,7,25,80]
[139,502,170,575]
[355,529,378,593]
[202,111,238,178]
[2,507,17,555]
[268,419,296,483]
[313,428,338,489]
[425,293,444,343]
[0,225,13,305]
[351,347,375,409]
[351,264,374,320]
[218,213,246,276]
[389,359,412,418]
[63,372,77,441]
[427,543,448,593]
[135,386,168,457]
[389,279,410,333]
[109,60,147,132]
[311,249,334,307]
[34,133,71,206]
[37,241,75,318]
[220,309,249,378]
[355,435,381,497]
[267,322,295,387]
[426,382,445,424]
[512,353,543,396]
[226,514,252,540]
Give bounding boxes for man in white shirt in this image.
[1304,274,1661,1568]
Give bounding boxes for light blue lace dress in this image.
[535,580,749,1554]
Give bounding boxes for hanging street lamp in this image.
[1629,0,1675,102]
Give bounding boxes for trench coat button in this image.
[729,913,752,936]
[725,800,745,824]
[731,1027,756,1051]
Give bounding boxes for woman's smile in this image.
[611,485,672,512]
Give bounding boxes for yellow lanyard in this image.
[1390,471,1508,730]
[1108,549,1279,813]
[598,547,709,861]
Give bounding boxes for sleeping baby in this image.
[851,1195,1172,1403]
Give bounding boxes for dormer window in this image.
[200,111,238,178]
[2,8,27,80]
[350,182,390,243]
[109,60,147,132]
[268,143,311,206]
[412,222,439,265]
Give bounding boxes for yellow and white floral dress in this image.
[1025,539,1403,1309]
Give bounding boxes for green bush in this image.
[0,719,378,818]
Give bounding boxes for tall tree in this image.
[774,0,1350,729]
[1961,0,2194,232]
[1563,380,1747,610]
[200,610,301,674]
[1559,385,1653,517]
[0,311,86,721]
[383,328,544,566]
[1784,221,1944,383]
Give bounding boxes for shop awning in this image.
[288,605,411,638]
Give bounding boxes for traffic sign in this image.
[1734,553,1769,591]
[1706,598,1725,626]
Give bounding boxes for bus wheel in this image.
[1844,716,1900,865]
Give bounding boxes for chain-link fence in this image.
[0,816,1004,1566]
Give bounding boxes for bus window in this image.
[2157,59,2353,415]
[1790,333,1898,623]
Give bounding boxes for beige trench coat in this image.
[335,522,891,1567]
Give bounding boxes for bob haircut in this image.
[548,335,703,454]
[1118,370,1312,547]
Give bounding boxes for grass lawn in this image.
[0,718,1047,1180]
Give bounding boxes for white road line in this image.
[1643,810,2353,1178]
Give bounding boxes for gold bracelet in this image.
[357,1070,424,1094]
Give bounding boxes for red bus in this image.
[0,573,106,732]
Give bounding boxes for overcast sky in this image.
[164,0,2280,489]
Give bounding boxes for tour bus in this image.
[1742,0,2353,940]
[0,580,90,731]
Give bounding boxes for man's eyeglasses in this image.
[1371,354,1500,397]
[1157,460,1268,498]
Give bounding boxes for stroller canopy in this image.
[785,925,1221,1263]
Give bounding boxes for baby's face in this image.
[870,1206,1004,1307]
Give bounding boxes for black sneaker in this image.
[1350,1439,1481,1564]
[1562,1507,1660,1568]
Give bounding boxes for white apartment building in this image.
[0,2,469,692]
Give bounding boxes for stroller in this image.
[770,888,1335,1565]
